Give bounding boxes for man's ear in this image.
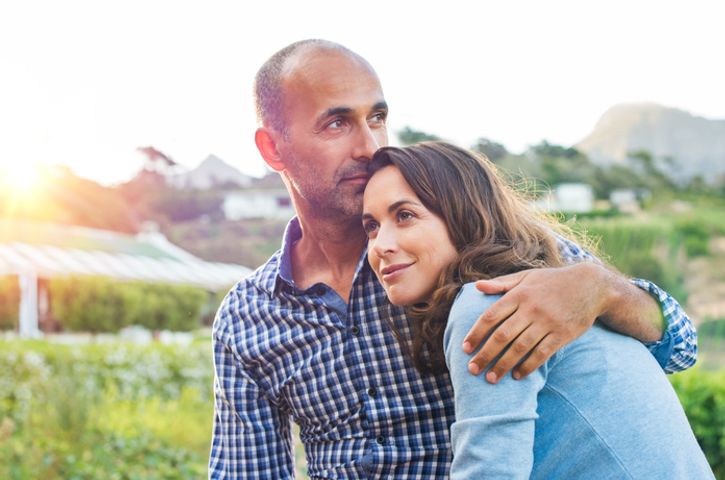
[255,127,285,172]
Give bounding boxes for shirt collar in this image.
[265,216,373,296]
[275,216,302,293]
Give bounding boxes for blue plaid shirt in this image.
[210,218,696,478]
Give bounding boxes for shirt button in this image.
[376,435,386,445]
[351,326,360,335]
[367,387,377,397]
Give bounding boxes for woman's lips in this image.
[380,263,413,282]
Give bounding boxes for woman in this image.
[361,141,713,479]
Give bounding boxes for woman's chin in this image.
[386,288,425,307]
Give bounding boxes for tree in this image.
[397,126,441,145]
[531,140,580,159]
[627,150,675,191]
[471,138,508,161]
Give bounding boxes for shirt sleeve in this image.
[209,297,295,479]
[555,235,697,373]
[443,284,547,479]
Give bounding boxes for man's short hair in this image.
[253,39,360,133]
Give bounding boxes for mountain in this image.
[576,103,725,183]
[168,154,253,190]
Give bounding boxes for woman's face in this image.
[362,165,458,306]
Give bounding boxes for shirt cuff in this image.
[630,277,695,372]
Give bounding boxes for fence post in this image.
[18,269,40,338]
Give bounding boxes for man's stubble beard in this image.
[285,154,367,220]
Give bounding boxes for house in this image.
[223,188,295,220]
[0,219,251,337]
[533,183,594,213]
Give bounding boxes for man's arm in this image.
[461,237,696,383]
[209,313,295,479]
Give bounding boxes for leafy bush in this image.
[0,340,721,478]
[675,219,711,257]
[0,340,213,479]
[699,319,725,340]
[49,276,208,333]
[575,219,688,301]
[670,369,725,478]
[0,275,19,330]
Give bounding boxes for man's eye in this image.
[327,119,344,130]
[371,112,387,124]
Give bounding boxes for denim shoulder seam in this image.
[541,383,635,479]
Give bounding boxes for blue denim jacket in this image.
[443,283,713,479]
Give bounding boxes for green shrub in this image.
[0,275,19,330]
[0,340,213,479]
[49,276,208,333]
[699,319,725,340]
[675,220,711,257]
[576,219,688,301]
[670,369,725,478]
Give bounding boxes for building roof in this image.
[0,220,251,290]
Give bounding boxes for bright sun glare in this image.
[0,163,42,197]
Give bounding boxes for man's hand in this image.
[462,262,613,384]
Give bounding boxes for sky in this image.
[1,0,724,185]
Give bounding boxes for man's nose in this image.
[352,124,382,162]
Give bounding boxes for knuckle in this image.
[492,329,510,343]
[511,340,530,355]
[534,345,551,359]
[474,351,492,366]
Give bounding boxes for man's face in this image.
[275,50,389,219]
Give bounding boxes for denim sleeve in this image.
[556,235,697,373]
[209,294,295,479]
[443,283,547,479]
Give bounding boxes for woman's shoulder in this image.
[450,282,502,321]
[443,282,502,351]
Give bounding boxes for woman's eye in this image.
[362,221,378,236]
[397,210,414,222]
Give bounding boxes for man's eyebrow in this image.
[316,107,352,124]
[316,101,388,125]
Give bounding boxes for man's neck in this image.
[291,213,367,302]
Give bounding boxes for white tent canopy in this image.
[0,220,253,337]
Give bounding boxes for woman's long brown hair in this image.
[368,141,570,374]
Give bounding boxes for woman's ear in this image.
[255,127,285,172]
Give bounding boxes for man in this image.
[210,39,695,478]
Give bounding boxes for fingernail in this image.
[468,362,481,375]
[462,341,472,354]
[486,371,498,384]
[513,371,521,380]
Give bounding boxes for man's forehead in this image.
[280,48,384,116]
[283,48,378,90]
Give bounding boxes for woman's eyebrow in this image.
[387,199,421,213]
